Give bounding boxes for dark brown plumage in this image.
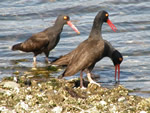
[52,10,123,88]
[12,15,80,66]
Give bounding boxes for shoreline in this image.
[0,67,150,112]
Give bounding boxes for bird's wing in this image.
[51,49,76,66]
[63,39,105,77]
[19,32,49,52]
[51,39,91,66]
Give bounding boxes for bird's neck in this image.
[45,23,64,36]
[54,22,64,31]
[104,40,115,58]
[89,17,103,39]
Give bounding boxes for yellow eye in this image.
[105,13,109,17]
[119,58,123,61]
[64,16,68,20]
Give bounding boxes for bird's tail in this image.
[51,50,75,66]
[51,55,70,66]
[12,43,22,51]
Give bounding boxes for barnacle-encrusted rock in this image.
[0,81,20,89]
[0,72,150,112]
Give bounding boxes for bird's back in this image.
[63,39,105,77]
[12,32,49,52]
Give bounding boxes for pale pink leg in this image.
[33,56,37,67]
[80,71,86,89]
[87,73,100,87]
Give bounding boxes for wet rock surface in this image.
[0,67,150,112]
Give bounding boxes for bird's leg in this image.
[58,75,63,79]
[115,65,117,81]
[80,71,86,89]
[33,56,37,68]
[118,64,120,82]
[45,52,51,64]
[45,57,51,64]
[87,72,100,87]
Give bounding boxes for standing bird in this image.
[52,10,123,88]
[12,15,80,66]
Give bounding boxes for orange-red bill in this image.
[115,64,120,81]
[107,19,117,32]
[67,21,80,34]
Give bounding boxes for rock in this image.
[140,111,147,113]
[0,106,12,113]
[1,81,20,89]
[15,100,29,111]
[0,88,7,94]
[84,106,99,113]
[118,97,126,102]
[100,100,107,106]
[0,77,150,113]
[51,106,62,113]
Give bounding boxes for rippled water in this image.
[0,0,150,97]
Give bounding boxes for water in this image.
[0,0,150,97]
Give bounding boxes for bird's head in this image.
[112,50,123,66]
[56,15,80,34]
[111,50,123,82]
[97,10,117,32]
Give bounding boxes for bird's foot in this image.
[45,57,51,64]
[88,81,101,89]
[91,81,100,87]
[31,67,37,71]
[80,86,87,90]
[48,61,51,64]
[58,75,63,79]
[50,64,58,67]
[45,60,51,64]
[87,72,100,87]
[88,83,100,91]
[32,62,37,70]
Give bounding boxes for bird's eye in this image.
[105,13,109,17]
[119,58,123,61]
[64,16,68,20]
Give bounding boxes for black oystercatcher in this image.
[12,15,80,66]
[52,10,123,88]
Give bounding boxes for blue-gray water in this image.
[0,0,150,97]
